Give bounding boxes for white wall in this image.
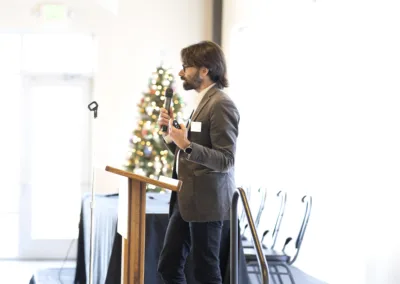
[93,0,212,173]
[0,0,213,193]
[223,0,400,283]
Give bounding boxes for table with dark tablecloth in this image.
[74,193,249,284]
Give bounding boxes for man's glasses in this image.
[182,65,211,72]
[182,64,192,72]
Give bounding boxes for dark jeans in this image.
[157,202,223,284]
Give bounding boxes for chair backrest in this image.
[260,190,287,249]
[282,195,313,265]
[270,190,287,249]
[254,187,267,229]
[241,186,266,238]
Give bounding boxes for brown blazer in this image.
[165,86,240,222]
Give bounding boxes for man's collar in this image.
[195,83,216,108]
[196,82,216,95]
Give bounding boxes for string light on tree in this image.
[125,65,185,192]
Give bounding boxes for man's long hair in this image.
[180,41,228,89]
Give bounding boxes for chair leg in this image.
[251,261,262,284]
[246,261,257,277]
[269,264,280,284]
[247,260,265,284]
[275,265,285,284]
[247,260,296,284]
[270,262,296,284]
[285,264,296,284]
[284,265,296,284]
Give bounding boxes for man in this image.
[157,41,240,284]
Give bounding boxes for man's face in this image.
[179,65,202,91]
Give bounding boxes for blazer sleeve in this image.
[186,98,239,172]
[163,136,177,153]
[163,139,177,154]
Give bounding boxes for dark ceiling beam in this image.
[212,0,223,46]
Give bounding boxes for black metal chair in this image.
[231,187,270,284]
[243,190,287,249]
[245,195,313,284]
[241,187,267,243]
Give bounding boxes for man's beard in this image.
[182,71,202,90]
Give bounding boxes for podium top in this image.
[105,166,182,192]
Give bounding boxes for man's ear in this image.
[199,67,208,79]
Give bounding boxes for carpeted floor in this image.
[19,260,327,284]
[248,264,327,284]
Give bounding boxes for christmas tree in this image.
[125,65,185,192]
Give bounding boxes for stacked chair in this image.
[240,186,267,245]
[242,188,313,284]
[241,190,286,250]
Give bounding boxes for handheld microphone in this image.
[162,88,174,132]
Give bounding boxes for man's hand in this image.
[158,107,173,131]
[168,119,190,150]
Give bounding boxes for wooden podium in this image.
[105,166,182,284]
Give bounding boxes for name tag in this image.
[191,121,202,132]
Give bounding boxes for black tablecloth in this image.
[74,193,249,284]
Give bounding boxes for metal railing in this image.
[230,187,270,284]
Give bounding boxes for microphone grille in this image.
[165,88,173,98]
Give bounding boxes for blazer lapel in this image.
[192,86,218,122]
